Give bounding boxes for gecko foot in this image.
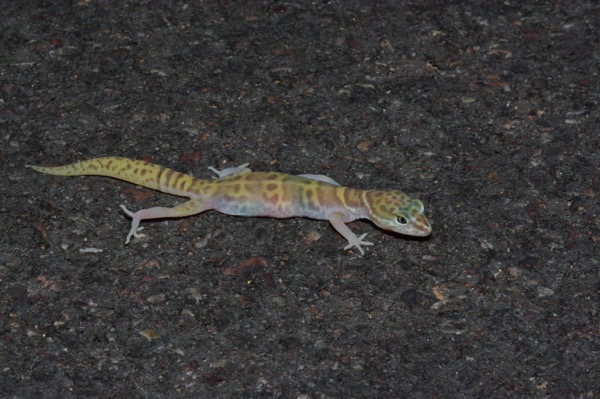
[120,205,146,244]
[344,233,374,255]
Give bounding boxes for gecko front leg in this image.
[328,213,373,255]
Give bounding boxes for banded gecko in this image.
[28,157,431,255]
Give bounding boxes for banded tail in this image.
[28,156,201,197]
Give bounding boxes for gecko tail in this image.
[28,157,201,197]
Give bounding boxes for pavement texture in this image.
[1,1,599,398]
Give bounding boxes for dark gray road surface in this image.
[2,1,598,397]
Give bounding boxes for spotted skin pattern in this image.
[28,157,431,255]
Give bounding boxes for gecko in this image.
[28,157,431,255]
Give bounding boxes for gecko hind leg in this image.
[208,163,251,179]
[120,199,209,244]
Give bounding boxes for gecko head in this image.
[365,190,432,237]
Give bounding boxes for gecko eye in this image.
[397,216,408,225]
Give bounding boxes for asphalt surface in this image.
[2,1,599,398]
